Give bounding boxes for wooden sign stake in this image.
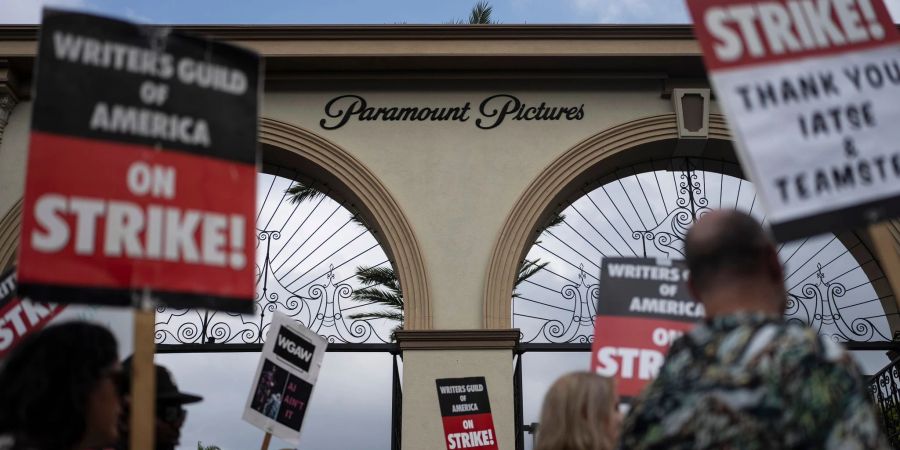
[260,432,272,450]
[869,223,900,312]
[130,288,156,450]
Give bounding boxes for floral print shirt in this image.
[619,312,890,450]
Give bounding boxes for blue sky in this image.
[6,0,900,25]
[2,0,704,25]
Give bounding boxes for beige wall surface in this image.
[0,101,30,219]
[264,82,673,329]
[402,349,514,450]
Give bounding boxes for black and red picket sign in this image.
[17,11,260,312]
[436,376,499,450]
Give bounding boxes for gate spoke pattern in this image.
[154,165,398,344]
[514,158,897,344]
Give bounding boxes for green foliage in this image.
[468,1,494,24]
[450,1,496,24]
[286,180,326,205]
[348,265,404,327]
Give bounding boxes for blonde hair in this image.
[534,372,618,450]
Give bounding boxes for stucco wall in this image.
[0,101,30,220]
[402,349,515,450]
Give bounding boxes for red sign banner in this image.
[17,11,260,312]
[436,377,499,450]
[0,268,66,358]
[591,257,702,399]
[689,0,898,71]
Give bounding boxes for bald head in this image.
[685,210,781,296]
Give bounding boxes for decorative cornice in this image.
[0,25,712,86]
[395,329,520,351]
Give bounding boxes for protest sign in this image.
[0,267,134,359]
[0,267,65,358]
[686,0,900,241]
[243,312,327,445]
[591,257,702,399]
[17,10,260,312]
[435,376,499,450]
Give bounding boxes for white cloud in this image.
[570,0,690,23]
[0,0,90,24]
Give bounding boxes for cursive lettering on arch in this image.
[319,94,584,130]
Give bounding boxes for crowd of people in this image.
[0,211,893,449]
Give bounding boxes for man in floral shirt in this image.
[619,211,889,449]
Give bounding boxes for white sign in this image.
[242,312,327,444]
[687,0,900,241]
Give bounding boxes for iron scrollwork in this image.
[869,358,900,448]
[514,158,894,344]
[155,172,396,346]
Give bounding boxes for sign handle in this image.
[260,432,272,450]
[869,223,900,312]
[130,288,156,450]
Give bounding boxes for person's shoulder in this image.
[776,323,854,365]
[770,323,867,396]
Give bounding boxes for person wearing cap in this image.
[116,358,203,450]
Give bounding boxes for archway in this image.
[260,118,431,331]
[485,114,897,336]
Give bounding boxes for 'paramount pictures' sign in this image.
[319,94,585,130]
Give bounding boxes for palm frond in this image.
[542,212,566,231]
[355,266,401,291]
[517,258,548,286]
[469,1,494,24]
[352,286,404,309]
[350,213,368,229]
[513,258,549,298]
[286,181,326,204]
[348,310,405,322]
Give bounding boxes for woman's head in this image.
[534,372,619,450]
[0,321,121,449]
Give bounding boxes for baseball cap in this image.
[121,356,204,404]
